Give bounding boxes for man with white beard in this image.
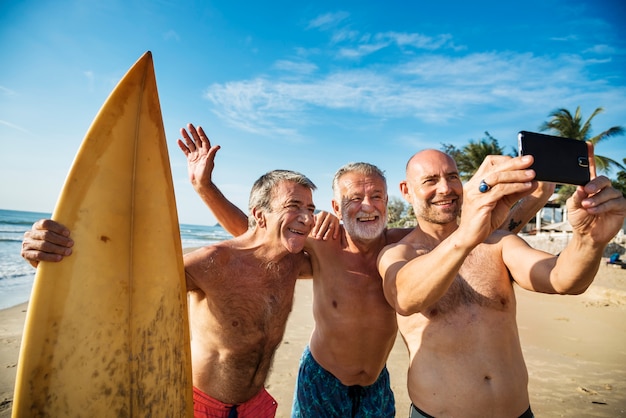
[291,162,405,417]
[186,155,406,416]
[175,124,554,417]
[22,122,553,417]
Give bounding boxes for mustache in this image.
[354,210,383,219]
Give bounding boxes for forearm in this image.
[550,234,604,294]
[195,182,248,236]
[394,235,473,315]
[502,182,555,233]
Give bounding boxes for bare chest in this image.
[314,249,393,314]
[425,245,514,318]
[201,257,299,343]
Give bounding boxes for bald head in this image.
[401,149,463,225]
[405,150,458,180]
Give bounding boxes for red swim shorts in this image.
[193,386,278,418]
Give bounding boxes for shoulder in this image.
[485,229,527,247]
[293,252,312,276]
[385,227,413,244]
[183,241,234,268]
[305,227,346,252]
[379,238,424,264]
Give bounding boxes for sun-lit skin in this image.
[303,169,400,390]
[264,181,316,254]
[333,173,388,242]
[401,151,463,226]
[377,149,626,417]
[184,179,316,405]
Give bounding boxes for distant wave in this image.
[0,219,38,227]
[0,237,24,243]
[0,270,34,282]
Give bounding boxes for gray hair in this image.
[332,162,387,201]
[248,169,317,228]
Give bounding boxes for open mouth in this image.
[357,215,378,222]
[288,228,306,235]
[432,199,455,207]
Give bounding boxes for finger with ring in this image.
[479,179,492,193]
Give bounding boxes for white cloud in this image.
[307,11,350,30]
[0,120,31,134]
[0,86,16,96]
[337,42,389,59]
[273,60,318,74]
[203,48,624,140]
[163,29,180,41]
[583,44,616,54]
[330,29,360,44]
[327,25,464,60]
[550,34,579,42]
[378,32,455,50]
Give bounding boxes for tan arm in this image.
[177,123,248,236]
[501,181,555,233]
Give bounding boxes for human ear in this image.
[399,181,409,197]
[253,208,266,228]
[331,199,342,220]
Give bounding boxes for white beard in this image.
[342,212,386,241]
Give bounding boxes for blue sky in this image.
[1,0,625,226]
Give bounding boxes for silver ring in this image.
[479,180,491,193]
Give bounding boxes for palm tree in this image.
[612,157,626,197]
[441,132,508,180]
[539,106,625,173]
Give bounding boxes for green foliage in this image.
[387,196,405,225]
[386,197,416,228]
[441,132,509,180]
[554,184,576,205]
[389,106,623,225]
[612,158,626,198]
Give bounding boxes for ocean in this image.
[0,208,231,310]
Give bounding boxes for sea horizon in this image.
[0,208,231,310]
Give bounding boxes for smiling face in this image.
[333,171,388,242]
[262,180,316,253]
[401,149,463,225]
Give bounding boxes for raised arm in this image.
[379,155,536,315]
[505,175,626,294]
[177,123,340,241]
[468,154,555,233]
[501,181,555,233]
[177,123,248,236]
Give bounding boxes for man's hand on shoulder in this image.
[310,211,340,240]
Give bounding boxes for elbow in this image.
[395,305,417,317]
[383,278,423,316]
[381,263,427,316]
[389,292,422,316]
[553,281,592,296]
[562,284,591,296]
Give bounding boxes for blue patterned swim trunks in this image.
[291,346,395,417]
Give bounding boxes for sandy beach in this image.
[2,264,625,417]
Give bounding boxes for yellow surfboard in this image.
[12,52,193,417]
